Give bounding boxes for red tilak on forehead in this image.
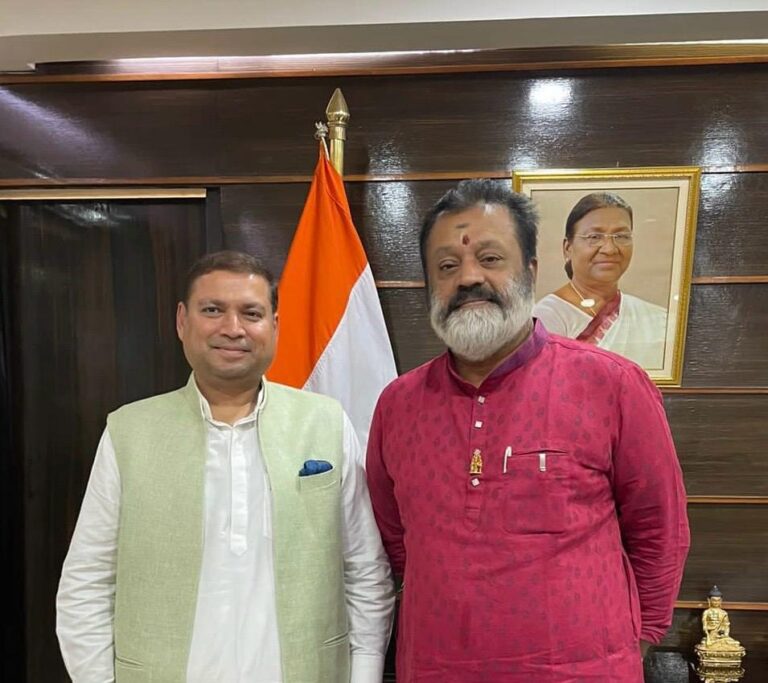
[461,234,470,245]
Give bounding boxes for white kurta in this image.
[533,292,668,368]
[57,384,394,683]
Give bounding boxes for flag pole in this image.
[325,88,349,176]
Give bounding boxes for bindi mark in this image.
[461,234,470,246]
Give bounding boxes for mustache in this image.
[445,284,503,318]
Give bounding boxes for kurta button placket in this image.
[466,391,488,524]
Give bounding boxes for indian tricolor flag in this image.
[267,143,397,448]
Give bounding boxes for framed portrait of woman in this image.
[513,167,700,386]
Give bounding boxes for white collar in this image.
[192,375,265,426]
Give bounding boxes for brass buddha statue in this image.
[695,586,746,683]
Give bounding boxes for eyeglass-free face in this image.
[563,207,634,287]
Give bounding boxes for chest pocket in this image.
[297,466,343,543]
[502,446,574,535]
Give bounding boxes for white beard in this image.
[429,275,534,362]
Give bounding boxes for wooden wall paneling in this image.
[345,180,455,282]
[0,81,223,180]
[217,171,768,285]
[222,65,768,174]
[378,288,444,374]
[11,199,207,682]
[146,200,211,391]
[664,395,768,496]
[204,187,224,252]
[679,505,768,603]
[219,183,306,277]
[695,173,768,277]
[682,284,768,386]
[214,79,336,175]
[218,180,454,283]
[1,64,768,181]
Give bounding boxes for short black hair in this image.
[182,250,278,313]
[564,192,633,240]
[419,179,538,281]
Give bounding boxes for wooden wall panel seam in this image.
[687,496,768,505]
[2,165,768,188]
[377,279,768,288]
[675,601,768,611]
[691,276,768,284]
[661,388,768,395]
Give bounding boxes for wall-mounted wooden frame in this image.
[0,188,206,200]
[513,167,700,386]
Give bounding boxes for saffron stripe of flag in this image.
[267,143,397,448]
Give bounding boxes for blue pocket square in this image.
[299,460,333,477]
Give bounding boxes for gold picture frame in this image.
[513,167,700,386]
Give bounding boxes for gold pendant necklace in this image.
[568,281,597,316]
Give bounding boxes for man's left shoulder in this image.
[545,334,650,385]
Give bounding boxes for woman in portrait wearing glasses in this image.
[533,192,667,367]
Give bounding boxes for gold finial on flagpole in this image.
[325,88,349,176]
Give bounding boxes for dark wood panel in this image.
[219,181,450,283]
[664,395,768,497]
[219,183,305,278]
[0,81,227,180]
[9,199,206,682]
[679,505,768,603]
[220,174,768,285]
[3,64,768,181]
[695,173,768,277]
[682,284,768,386]
[378,288,444,375]
[346,181,453,281]
[356,171,768,283]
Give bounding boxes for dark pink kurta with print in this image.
[367,322,689,682]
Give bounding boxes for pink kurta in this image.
[367,321,689,682]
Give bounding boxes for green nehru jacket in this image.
[107,375,348,683]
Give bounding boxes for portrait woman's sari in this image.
[533,291,668,368]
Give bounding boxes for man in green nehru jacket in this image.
[57,250,395,683]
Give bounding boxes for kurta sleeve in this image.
[56,429,120,683]
[611,363,691,644]
[339,412,395,683]
[365,397,407,578]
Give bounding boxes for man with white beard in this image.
[366,180,690,683]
